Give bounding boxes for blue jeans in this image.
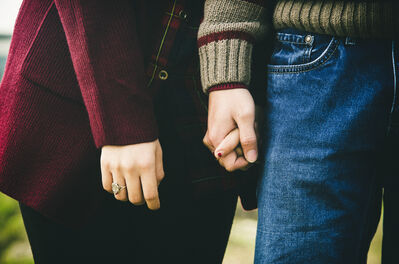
[256,28,398,263]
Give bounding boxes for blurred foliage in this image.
[0,193,33,264]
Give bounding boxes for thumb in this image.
[236,116,258,163]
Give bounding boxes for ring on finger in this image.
[112,182,127,195]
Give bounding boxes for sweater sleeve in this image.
[54,0,158,148]
[197,0,269,94]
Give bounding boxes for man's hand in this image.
[203,88,258,171]
[100,139,164,210]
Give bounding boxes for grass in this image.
[0,194,33,264]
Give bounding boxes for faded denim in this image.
[255,28,399,264]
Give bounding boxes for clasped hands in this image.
[100,88,259,210]
[203,88,259,172]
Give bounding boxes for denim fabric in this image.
[255,28,398,263]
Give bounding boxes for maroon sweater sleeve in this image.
[54,0,158,148]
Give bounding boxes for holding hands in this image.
[203,89,261,172]
[99,88,260,209]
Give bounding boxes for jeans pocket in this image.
[268,29,339,74]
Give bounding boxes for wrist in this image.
[208,83,248,93]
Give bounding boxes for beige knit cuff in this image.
[199,38,253,93]
[198,0,268,93]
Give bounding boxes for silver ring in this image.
[111,182,126,195]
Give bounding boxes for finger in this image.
[111,169,128,202]
[232,156,250,171]
[155,143,165,186]
[214,128,240,159]
[101,163,113,194]
[218,152,236,171]
[219,151,249,172]
[203,130,215,153]
[140,168,160,210]
[236,116,258,163]
[207,124,235,151]
[125,173,145,205]
[235,146,243,157]
[207,97,236,148]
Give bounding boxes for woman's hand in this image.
[100,139,164,210]
[203,88,258,171]
[207,128,249,171]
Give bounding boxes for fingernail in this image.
[247,150,258,163]
[217,152,222,158]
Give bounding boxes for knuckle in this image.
[224,163,235,172]
[109,161,120,171]
[225,167,234,172]
[137,159,153,171]
[158,171,165,181]
[202,136,209,146]
[241,136,257,147]
[237,109,254,121]
[145,192,159,201]
[120,160,134,172]
[208,131,220,145]
[223,162,234,172]
[100,157,110,170]
[129,194,144,205]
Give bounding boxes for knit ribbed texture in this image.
[198,0,397,95]
[273,0,398,38]
[198,0,268,93]
[54,1,159,148]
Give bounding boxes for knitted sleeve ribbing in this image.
[198,0,269,94]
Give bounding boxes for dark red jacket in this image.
[0,0,258,226]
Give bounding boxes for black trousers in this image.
[20,188,237,264]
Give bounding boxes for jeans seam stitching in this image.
[267,38,339,74]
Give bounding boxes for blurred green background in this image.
[0,194,33,264]
[0,2,384,263]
